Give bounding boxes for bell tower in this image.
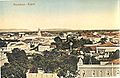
[38,28,41,37]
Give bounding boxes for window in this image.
[107,71,110,76]
[98,49,105,54]
[82,70,85,77]
[100,70,103,77]
[92,70,95,77]
[116,70,120,75]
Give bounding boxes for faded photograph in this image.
[0,0,120,78]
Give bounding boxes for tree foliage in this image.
[31,49,79,77]
[54,34,93,50]
[99,37,107,44]
[109,49,120,60]
[1,48,29,78]
[0,39,7,47]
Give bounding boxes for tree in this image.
[31,49,79,77]
[80,47,92,53]
[31,54,46,70]
[79,38,93,46]
[0,39,7,47]
[59,55,78,77]
[83,56,100,64]
[1,63,24,78]
[99,37,107,44]
[1,48,29,78]
[109,49,120,60]
[54,36,62,49]
[66,34,80,48]
[32,50,61,73]
[7,48,28,66]
[80,47,100,64]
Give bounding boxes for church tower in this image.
[38,28,42,37]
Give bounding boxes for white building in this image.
[6,42,30,53]
[96,47,120,54]
[76,64,120,78]
[38,45,51,52]
[0,51,8,67]
[26,70,59,78]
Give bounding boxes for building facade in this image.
[26,70,59,78]
[77,65,120,78]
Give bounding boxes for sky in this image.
[0,0,120,30]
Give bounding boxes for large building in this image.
[77,64,120,78]
[76,57,120,78]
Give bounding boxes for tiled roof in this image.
[98,42,117,47]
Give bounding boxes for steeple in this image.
[38,28,41,37]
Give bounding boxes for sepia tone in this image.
[0,0,120,78]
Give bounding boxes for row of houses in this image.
[0,30,120,78]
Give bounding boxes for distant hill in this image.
[0,28,119,33]
[0,29,31,32]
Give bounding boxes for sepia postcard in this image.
[0,0,120,78]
